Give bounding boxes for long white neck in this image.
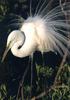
[11,27,38,58]
[11,40,37,58]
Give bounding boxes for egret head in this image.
[2,30,25,62]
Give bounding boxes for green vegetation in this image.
[0,64,70,100]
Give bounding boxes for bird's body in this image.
[2,0,70,61]
[20,16,49,52]
[8,16,48,58]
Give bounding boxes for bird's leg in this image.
[30,53,33,98]
[16,57,30,100]
[41,52,46,91]
[41,52,44,67]
[41,52,45,90]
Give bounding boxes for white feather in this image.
[2,0,70,60]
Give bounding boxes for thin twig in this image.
[21,85,24,100]
[31,84,68,100]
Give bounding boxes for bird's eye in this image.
[18,45,22,49]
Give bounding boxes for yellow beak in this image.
[1,46,9,62]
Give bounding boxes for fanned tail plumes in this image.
[34,1,70,55]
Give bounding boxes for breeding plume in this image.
[2,0,70,61]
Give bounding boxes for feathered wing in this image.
[36,2,70,55]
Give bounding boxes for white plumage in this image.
[2,0,70,61]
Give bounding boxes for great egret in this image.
[2,1,70,62]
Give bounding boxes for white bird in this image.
[2,0,70,62]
